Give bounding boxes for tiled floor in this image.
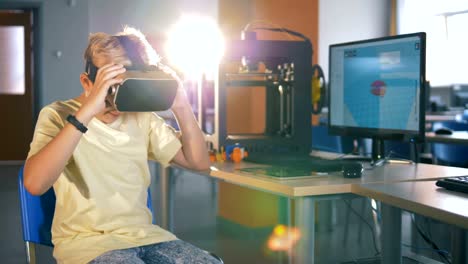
[0,163,445,263]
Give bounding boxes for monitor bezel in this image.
[327,32,426,142]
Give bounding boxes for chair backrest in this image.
[18,166,154,247]
[18,166,55,246]
[431,121,468,166]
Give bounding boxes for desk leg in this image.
[381,203,402,264]
[317,200,337,232]
[451,226,467,264]
[294,197,315,264]
[159,166,170,230]
[287,198,293,264]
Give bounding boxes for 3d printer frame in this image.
[206,38,313,154]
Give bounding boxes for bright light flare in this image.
[267,224,301,252]
[371,199,377,211]
[165,14,224,80]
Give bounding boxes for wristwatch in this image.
[66,114,88,133]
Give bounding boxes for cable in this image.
[424,217,434,244]
[370,150,414,167]
[250,27,310,42]
[335,153,371,161]
[411,214,452,264]
[343,199,381,256]
[332,151,376,170]
[385,150,414,163]
[402,243,451,256]
[243,20,294,40]
[243,19,281,32]
[242,20,311,42]
[423,218,441,261]
[413,216,451,264]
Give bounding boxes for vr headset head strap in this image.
[85,60,98,83]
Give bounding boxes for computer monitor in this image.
[328,33,426,161]
[452,85,468,108]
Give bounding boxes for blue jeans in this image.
[88,240,222,264]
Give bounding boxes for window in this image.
[0,25,25,94]
[397,0,468,86]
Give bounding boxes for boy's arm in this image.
[24,108,93,195]
[169,88,210,171]
[24,64,125,195]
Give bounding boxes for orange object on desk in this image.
[209,151,216,162]
[232,147,242,163]
[231,147,248,163]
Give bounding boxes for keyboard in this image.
[243,153,355,173]
[436,176,468,195]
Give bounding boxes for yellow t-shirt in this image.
[27,99,182,264]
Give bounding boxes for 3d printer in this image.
[205,30,313,155]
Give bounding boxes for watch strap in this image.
[66,114,88,133]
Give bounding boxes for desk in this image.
[426,114,459,122]
[353,181,468,263]
[210,162,468,197]
[352,181,468,230]
[210,161,468,263]
[426,131,468,145]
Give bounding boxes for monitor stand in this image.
[370,137,417,166]
[371,137,386,166]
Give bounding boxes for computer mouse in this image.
[342,162,363,178]
[434,128,453,135]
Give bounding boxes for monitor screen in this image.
[328,33,426,141]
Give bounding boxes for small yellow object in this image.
[273,224,286,236]
[312,76,321,103]
[215,151,224,163]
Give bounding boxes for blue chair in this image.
[18,166,222,263]
[18,166,154,263]
[431,121,468,167]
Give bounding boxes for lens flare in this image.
[267,224,301,252]
[165,14,224,80]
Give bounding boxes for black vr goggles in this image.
[85,35,179,112]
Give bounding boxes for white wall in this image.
[1,0,90,107]
[2,0,218,109]
[318,0,391,79]
[89,0,218,49]
[2,0,389,109]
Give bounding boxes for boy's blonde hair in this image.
[84,26,160,68]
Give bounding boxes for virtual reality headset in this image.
[85,35,179,112]
[86,62,179,112]
[112,69,179,112]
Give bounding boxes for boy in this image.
[24,27,219,264]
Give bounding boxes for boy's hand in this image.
[82,63,126,116]
[158,63,190,111]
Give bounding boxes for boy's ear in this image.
[80,73,93,95]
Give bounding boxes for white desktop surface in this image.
[210,161,468,197]
[208,159,468,263]
[353,180,468,229]
[426,131,468,145]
